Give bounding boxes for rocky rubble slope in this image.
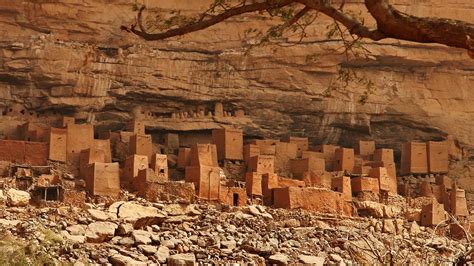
[1,0,474,150]
[0,190,471,265]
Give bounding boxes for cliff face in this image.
[1,0,474,153]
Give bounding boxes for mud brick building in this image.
[66,123,94,161]
[420,200,446,226]
[84,162,120,197]
[373,148,394,163]
[282,137,309,157]
[186,165,220,200]
[427,141,449,173]
[302,171,332,189]
[151,154,168,181]
[313,144,339,171]
[351,177,380,194]
[212,128,243,161]
[245,172,262,197]
[123,155,149,188]
[62,116,75,128]
[79,148,106,178]
[130,134,153,161]
[0,140,48,166]
[450,188,469,216]
[17,122,50,142]
[94,139,112,163]
[177,148,191,169]
[331,176,352,202]
[273,187,352,216]
[126,119,145,135]
[401,142,428,175]
[48,127,68,162]
[219,186,246,206]
[134,168,162,194]
[274,142,298,174]
[248,155,274,175]
[190,144,218,167]
[355,140,375,159]
[289,157,325,179]
[333,148,355,172]
[244,144,260,165]
[369,167,397,194]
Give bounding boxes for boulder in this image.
[383,219,396,234]
[221,240,237,250]
[88,209,110,221]
[156,246,170,263]
[355,201,384,218]
[269,253,289,265]
[109,202,166,228]
[132,230,152,245]
[117,223,134,236]
[246,205,273,219]
[167,253,196,266]
[66,224,86,235]
[61,231,85,244]
[405,208,422,222]
[383,205,403,218]
[86,222,118,243]
[6,189,30,207]
[109,254,147,266]
[409,221,421,235]
[298,255,325,265]
[138,245,157,255]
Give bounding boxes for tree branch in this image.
[364,0,474,50]
[128,0,295,41]
[296,0,385,40]
[123,0,474,56]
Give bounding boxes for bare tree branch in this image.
[364,0,474,50]
[128,1,295,41]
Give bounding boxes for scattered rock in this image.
[329,254,343,262]
[132,230,152,245]
[66,224,86,236]
[155,246,170,263]
[111,202,166,228]
[383,205,403,218]
[88,209,110,221]
[383,219,396,234]
[355,201,384,218]
[61,231,85,244]
[117,223,134,236]
[298,255,325,265]
[6,189,30,207]
[86,222,118,243]
[0,218,20,227]
[221,240,237,250]
[409,221,421,235]
[246,205,273,219]
[109,254,147,266]
[119,237,135,247]
[167,253,196,266]
[138,244,157,255]
[269,253,289,265]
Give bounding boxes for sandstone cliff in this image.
[1,0,474,152]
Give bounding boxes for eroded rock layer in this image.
[1,0,474,151]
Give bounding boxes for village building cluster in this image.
[0,112,470,232]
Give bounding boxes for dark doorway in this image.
[233,193,239,206]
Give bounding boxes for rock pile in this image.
[0,196,471,265]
